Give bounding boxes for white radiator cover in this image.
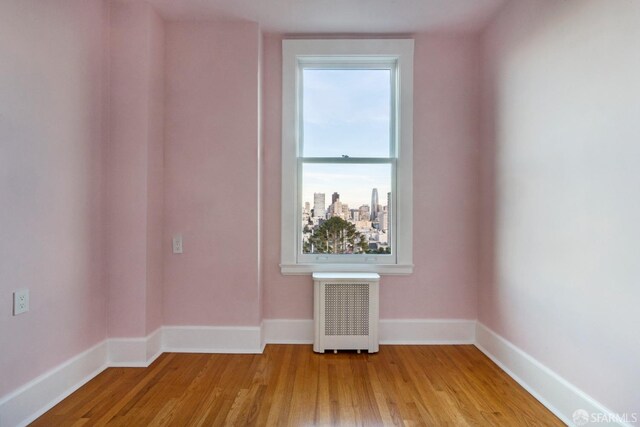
[313,272,380,353]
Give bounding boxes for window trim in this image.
[280,39,414,275]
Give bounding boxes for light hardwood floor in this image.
[32,345,563,426]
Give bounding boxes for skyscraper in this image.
[313,193,326,218]
[387,191,392,250]
[379,212,388,231]
[370,188,379,221]
[332,192,340,204]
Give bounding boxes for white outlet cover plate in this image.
[172,235,183,254]
[13,289,29,315]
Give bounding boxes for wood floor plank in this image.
[31,345,564,426]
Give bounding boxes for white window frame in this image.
[280,39,414,275]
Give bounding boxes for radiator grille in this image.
[324,283,369,336]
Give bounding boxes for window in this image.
[281,39,414,274]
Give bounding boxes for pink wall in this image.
[480,0,640,415]
[107,1,165,337]
[261,33,481,320]
[0,0,108,396]
[145,6,165,335]
[107,1,152,338]
[163,22,262,326]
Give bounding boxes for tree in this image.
[304,217,368,254]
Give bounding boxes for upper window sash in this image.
[298,62,397,159]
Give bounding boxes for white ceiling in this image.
[146,0,508,34]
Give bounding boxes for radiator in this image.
[313,273,380,353]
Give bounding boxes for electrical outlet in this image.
[13,289,29,315]
[172,235,183,254]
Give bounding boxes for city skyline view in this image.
[300,68,394,255]
[303,191,390,217]
[302,187,391,255]
[302,163,392,208]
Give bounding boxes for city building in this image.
[313,192,326,218]
[370,188,379,221]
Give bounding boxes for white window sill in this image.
[280,263,414,275]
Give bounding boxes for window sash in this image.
[298,63,398,159]
[297,61,397,264]
[297,158,396,263]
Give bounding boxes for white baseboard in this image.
[0,341,108,427]
[162,325,263,353]
[475,322,631,427]
[0,328,164,427]
[262,318,476,345]
[263,319,314,344]
[108,328,163,367]
[146,328,163,363]
[108,337,148,367]
[379,319,476,344]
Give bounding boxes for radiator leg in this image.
[334,349,337,354]
[357,349,361,354]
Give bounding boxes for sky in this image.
[301,68,392,208]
